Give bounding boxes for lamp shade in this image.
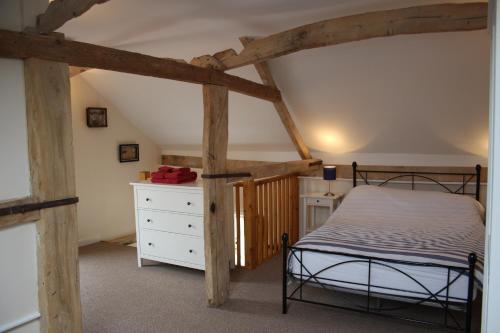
[323,165,337,181]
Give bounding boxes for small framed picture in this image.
[86,107,108,127]
[119,144,139,163]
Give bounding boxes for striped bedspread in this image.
[295,185,485,284]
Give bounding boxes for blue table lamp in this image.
[323,165,337,196]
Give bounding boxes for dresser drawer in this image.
[138,209,203,237]
[140,229,204,266]
[306,197,331,206]
[137,188,203,214]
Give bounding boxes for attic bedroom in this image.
[0,0,499,333]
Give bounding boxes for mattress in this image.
[289,185,485,302]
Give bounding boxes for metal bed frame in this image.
[282,162,482,332]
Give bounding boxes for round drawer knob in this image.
[187,202,191,206]
[188,224,192,228]
[316,200,320,203]
[147,219,152,223]
[146,198,151,202]
[189,249,193,253]
[148,242,153,246]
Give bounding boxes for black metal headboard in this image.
[352,161,482,201]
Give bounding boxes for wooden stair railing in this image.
[234,173,299,269]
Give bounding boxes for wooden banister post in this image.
[291,175,300,243]
[243,179,257,268]
[225,183,236,269]
[202,84,230,306]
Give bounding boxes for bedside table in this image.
[300,192,345,236]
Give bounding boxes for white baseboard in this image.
[0,312,40,333]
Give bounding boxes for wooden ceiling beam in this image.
[0,29,281,102]
[37,0,110,34]
[213,3,488,70]
[161,155,322,180]
[229,159,322,180]
[162,154,274,170]
[69,59,188,78]
[240,37,312,160]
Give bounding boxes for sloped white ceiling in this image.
[61,0,490,163]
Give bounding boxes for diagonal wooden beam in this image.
[0,29,281,102]
[214,3,488,70]
[37,0,110,34]
[240,37,312,160]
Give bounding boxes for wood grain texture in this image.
[239,174,299,268]
[235,185,241,267]
[240,37,312,159]
[36,206,81,333]
[0,29,281,102]
[162,154,273,169]
[242,179,257,269]
[37,0,109,34]
[218,3,487,69]
[202,84,230,306]
[231,159,322,180]
[191,55,225,70]
[24,58,82,333]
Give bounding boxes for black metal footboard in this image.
[282,234,477,332]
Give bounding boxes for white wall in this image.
[0,1,47,332]
[483,1,500,332]
[161,28,489,168]
[0,52,30,200]
[0,224,40,333]
[71,76,161,245]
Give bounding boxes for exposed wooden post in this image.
[202,84,230,306]
[242,179,257,269]
[24,58,82,333]
[240,37,312,160]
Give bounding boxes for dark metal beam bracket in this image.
[0,197,79,217]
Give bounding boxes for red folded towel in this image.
[151,171,165,179]
[150,166,197,184]
[163,171,194,180]
[152,176,196,184]
[151,172,197,184]
[158,166,174,172]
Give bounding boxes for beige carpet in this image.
[79,242,481,333]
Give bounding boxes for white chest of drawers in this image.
[130,180,205,270]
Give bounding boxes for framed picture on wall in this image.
[119,144,139,163]
[86,107,108,127]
